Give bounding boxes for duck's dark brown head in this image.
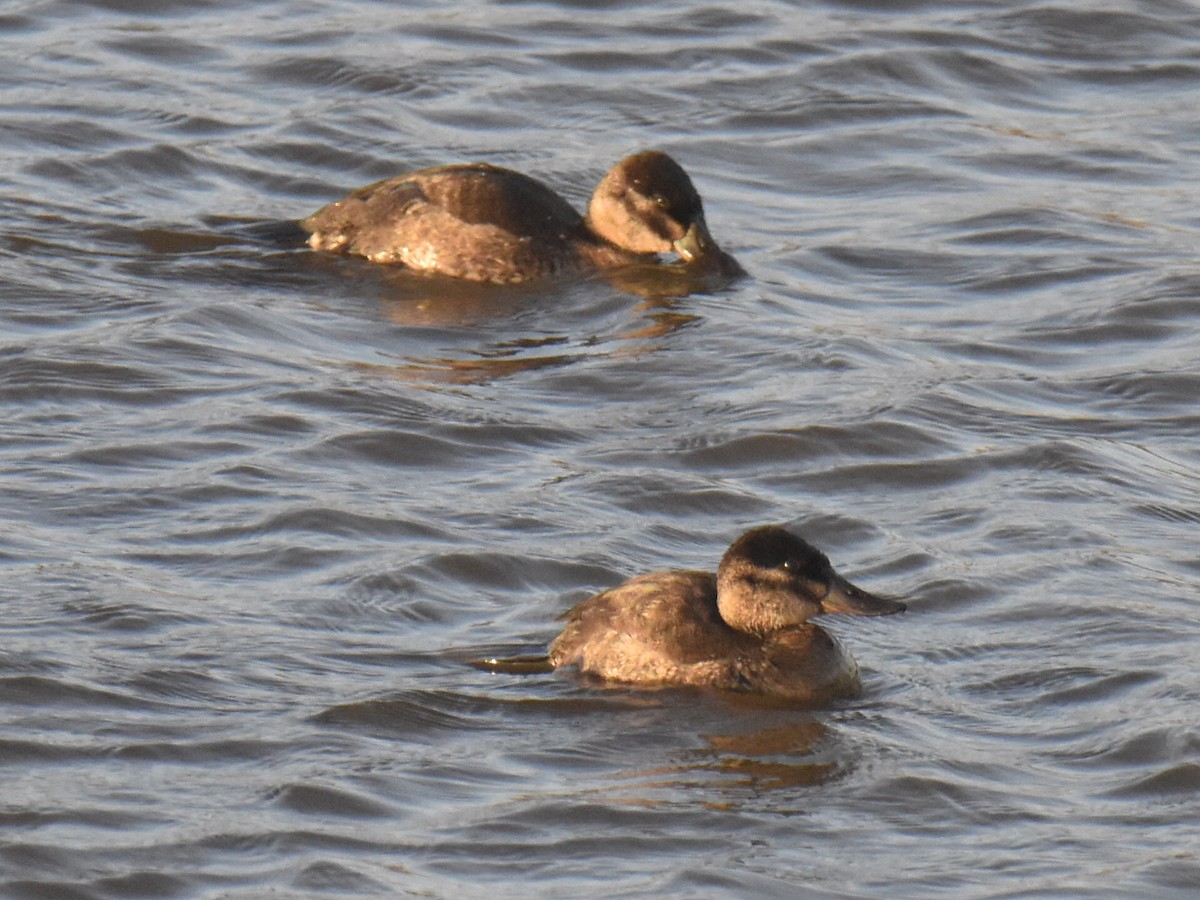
[715,526,906,636]
[586,151,730,267]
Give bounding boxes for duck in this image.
[543,526,906,703]
[302,151,740,283]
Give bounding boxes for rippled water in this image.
[3,0,1200,896]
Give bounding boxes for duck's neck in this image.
[716,577,819,637]
[574,219,659,267]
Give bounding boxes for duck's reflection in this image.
[371,254,733,324]
[358,261,726,386]
[699,718,838,791]
[590,714,841,799]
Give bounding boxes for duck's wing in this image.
[550,570,749,685]
[302,164,582,281]
[413,164,581,236]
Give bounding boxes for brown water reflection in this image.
[370,291,702,385]
[602,717,838,801]
[373,262,731,323]
[701,719,838,792]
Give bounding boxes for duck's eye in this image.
[649,193,669,208]
[781,559,792,570]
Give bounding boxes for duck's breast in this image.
[734,625,862,703]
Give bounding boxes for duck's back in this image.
[303,164,584,282]
[549,570,754,687]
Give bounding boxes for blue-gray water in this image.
[3,1,1200,897]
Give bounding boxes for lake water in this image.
[3,1,1200,897]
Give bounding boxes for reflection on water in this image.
[360,345,580,387]
[699,718,838,792]
[574,714,839,800]
[372,285,704,385]
[372,259,733,323]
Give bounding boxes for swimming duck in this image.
[302,151,739,283]
[546,526,905,703]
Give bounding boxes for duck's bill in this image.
[672,221,745,278]
[821,574,907,616]
[672,220,716,263]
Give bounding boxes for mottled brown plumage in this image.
[547,526,906,703]
[302,151,738,283]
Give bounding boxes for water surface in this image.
[3,1,1200,897]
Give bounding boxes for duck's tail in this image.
[469,654,555,675]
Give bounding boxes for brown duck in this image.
[303,151,739,283]
[478,526,906,704]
